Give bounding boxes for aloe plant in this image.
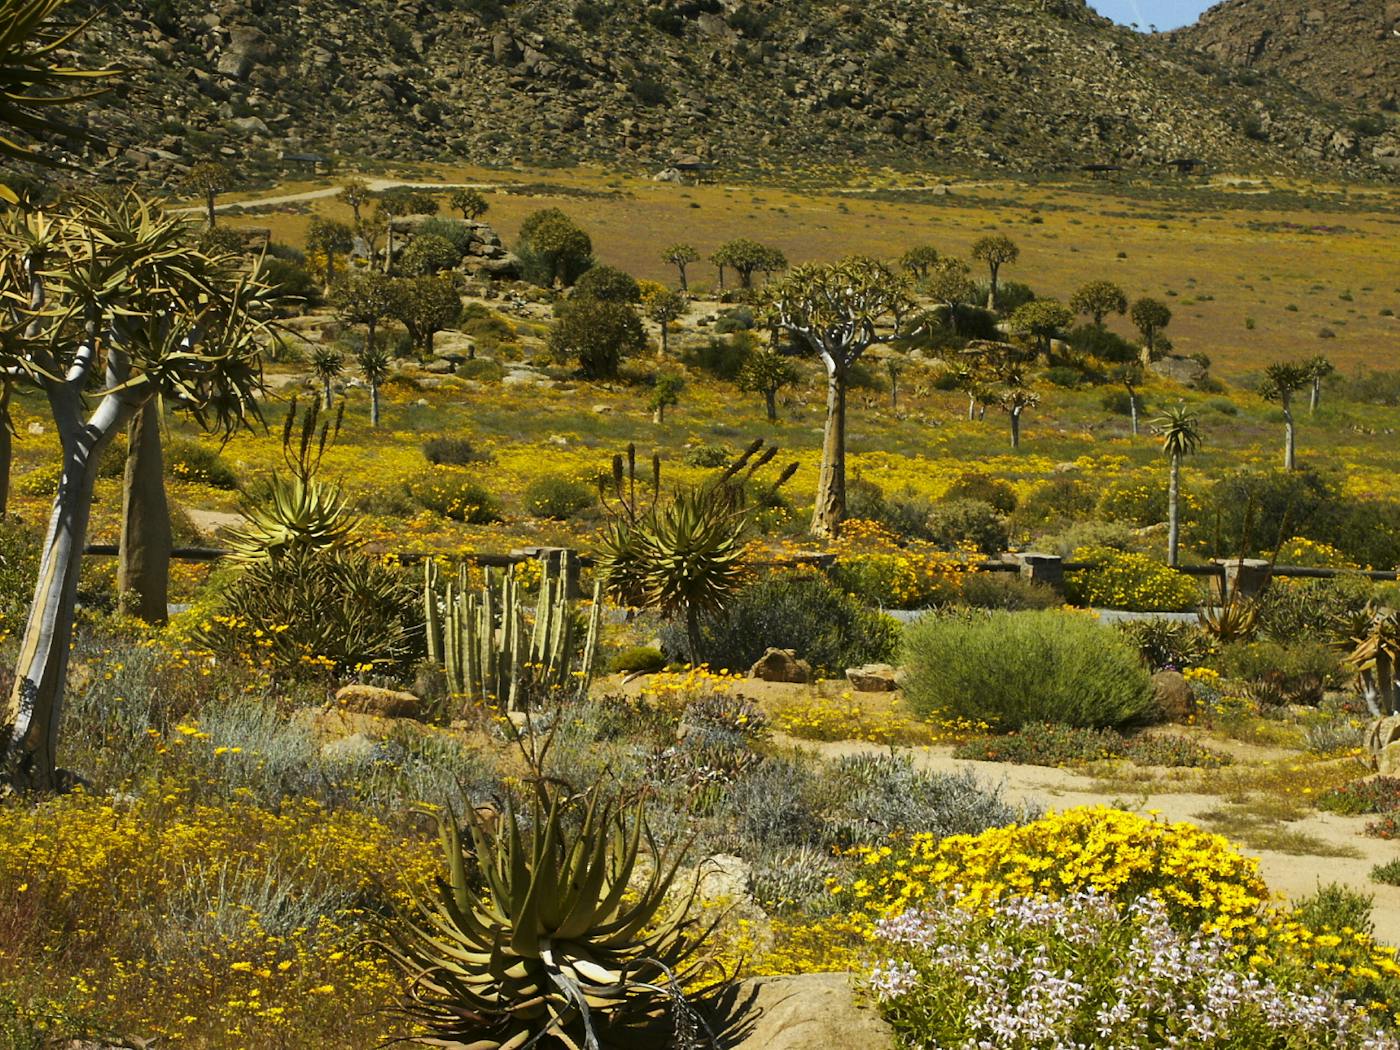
[385,780,722,1049]
[1337,604,1400,717]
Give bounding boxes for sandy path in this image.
[182,179,509,215]
[792,736,1400,943]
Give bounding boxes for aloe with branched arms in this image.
[1153,402,1201,568]
[762,257,921,536]
[1260,361,1309,471]
[0,194,271,788]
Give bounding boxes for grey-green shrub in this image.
[522,475,593,520]
[902,610,1155,730]
[924,499,1009,554]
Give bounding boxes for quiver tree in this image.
[332,268,394,357]
[1130,297,1172,366]
[1008,298,1072,364]
[1305,354,1334,413]
[357,344,390,426]
[183,161,234,228]
[310,347,344,409]
[1070,279,1128,328]
[971,234,1019,311]
[996,370,1039,450]
[762,256,921,537]
[517,207,593,288]
[711,238,787,292]
[650,372,683,424]
[661,242,699,291]
[899,245,940,279]
[306,216,353,292]
[736,346,800,422]
[389,274,461,356]
[1260,361,1309,471]
[0,192,272,789]
[337,178,370,227]
[448,187,488,220]
[922,257,976,335]
[642,285,687,359]
[1152,402,1201,568]
[1113,361,1145,436]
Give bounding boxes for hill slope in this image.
[1172,0,1399,118]
[70,0,1398,180]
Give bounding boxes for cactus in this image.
[425,556,601,711]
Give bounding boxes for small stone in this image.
[333,684,423,719]
[749,647,812,684]
[846,664,899,692]
[591,403,613,414]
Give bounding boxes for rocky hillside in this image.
[1172,0,1399,116]
[66,0,1398,181]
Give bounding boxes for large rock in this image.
[749,648,812,684]
[1152,670,1194,722]
[334,685,423,719]
[1379,742,1400,777]
[846,664,899,692]
[721,973,893,1050]
[1150,354,1210,389]
[1365,714,1400,758]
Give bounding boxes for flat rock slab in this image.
[720,972,893,1050]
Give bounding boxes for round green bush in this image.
[610,646,666,674]
[923,499,1009,555]
[943,473,1017,515]
[1095,477,1167,528]
[902,609,1155,730]
[408,468,500,523]
[1064,545,1201,612]
[662,570,900,676]
[166,439,239,489]
[523,475,593,520]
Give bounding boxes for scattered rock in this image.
[696,854,752,903]
[722,972,894,1050]
[1152,670,1195,722]
[333,684,423,719]
[1379,741,1400,777]
[846,664,899,692]
[1366,715,1400,760]
[749,648,812,684]
[1150,354,1210,389]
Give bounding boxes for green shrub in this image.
[422,436,491,465]
[1040,519,1138,559]
[683,443,733,468]
[1370,859,1400,886]
[1318,777,1400,816]
[570,264,640,304]
[456,358,506,382]
[923,499,1008,555]
[1255,575,1374,641]
[943,474,1017,515]
[954,723,1230,768]
[1116,618,1213,671]
[14,464,61,497]
[1043,366,1082,389]
[684,332,755,380]
[610,646,665,674]
[166,439,239,489]
[522,476,593,520]
[408,468,500,523]
[0,517,41,626]
[902,610,1155,730]
[1064,546,1201,612]
[665,570,900,676]
[1100,389,1146,417]
[1012,476,1096,531]
[957,573,1060,611]
[195,548,422,682]
[1290,883,1374,939]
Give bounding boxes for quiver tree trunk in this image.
[986,266,999,310]
[117,399,171,624]
[1167,455,1182,568]
[1009,409,1022,450]
[5,386,135,789]
[1127,386,1139,436]
[1282,398,1296,470]
[764,388,778,423]
[1310,378,1322,414]
[370,382,381,427]
[811,364,848,537]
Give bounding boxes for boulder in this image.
[1150,354,1210,389]
[846,664,899,692]
[721,973,894,1050]
[1366,715,1400,759]
[1380,742,1400,777]
[333,685,423,719]
[696,854,752,903]
[749,648,812,684]
[1151,670,1194,722]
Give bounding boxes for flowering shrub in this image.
[836,806,1271,937]
[772,694,986,747]
[954,723,1231,769]
[828,519,972,609]
[1065,545,1201,612]
[407,466,500,522]
[1273,536,1359,569]
[1319,777,1400,817]
[867,892,1399,1049]
[1096,476,1169,527]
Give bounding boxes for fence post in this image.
[1213,558,1272,604]
[1011,552,1064,593]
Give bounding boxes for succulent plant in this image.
[385,780,723,1049]
[1336,603,1400,716]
